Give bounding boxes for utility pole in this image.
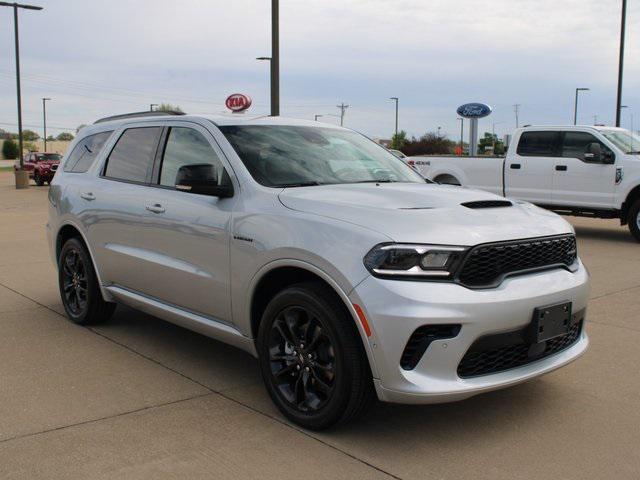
[337,103,349,126]
[513,104,521,128]
[457,118,464,155]
[0,1,43,188]
[574,88,589,125]
[42,97,50,152]
[616,0,627,127]
[389,97,398,144]
[593,115,598,125]
[271,0,279,116]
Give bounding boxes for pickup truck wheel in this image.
[257,282,374,430]
[629,199,640,242]
[34,172,44,186]
[58,238,116,325]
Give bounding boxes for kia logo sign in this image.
[456,103,492,119]
[225,94,252,112]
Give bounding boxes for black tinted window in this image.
[64,131,112,173]
[561,132,612,160]
[104,127,162,182]
[159,127,225,187]
[517,131,560,157]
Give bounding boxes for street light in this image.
[42,97,50,152]
[150,103,158,112]
[616,0,627,127]
[437,126,442,138]
[574,88,590,125]
[389,97,398,145]
[256,0,279,116]
[314,114,323,121]
[0,1,43,189]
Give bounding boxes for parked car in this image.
[389,149,406,159]
[47,112,590,429]
[15,152,62,186]
[413,126,640,241]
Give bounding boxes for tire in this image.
[34,172,44,186]
[58,237,115,325]
[628,199,640,242]
[257,281,374,430]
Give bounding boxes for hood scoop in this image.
[461,200,513,209]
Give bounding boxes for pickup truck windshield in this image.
[219,125,425,187]
[35,153,62,161]
[601,129,640,154]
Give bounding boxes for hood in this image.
[278,183,572,245]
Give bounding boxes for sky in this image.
[0,0,638,141]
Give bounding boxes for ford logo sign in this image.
[456,103,492,119]
[225,93,252,112]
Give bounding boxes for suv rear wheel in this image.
[58,237,116,325]
[629,198,640,242]
[257,282,374,430]
[34,172,44,186]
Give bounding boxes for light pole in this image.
[0,1,43,188]
[574,88,590,125]
[150,103,158,112]
[513,104,521,128]
[42,97,50,152]
[616,0,627,127]
[389,97,398,145]
[457,118,464,155]
[437,126,442,138]
[256,0,280,116]
[314,114,323,121]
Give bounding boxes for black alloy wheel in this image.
[58,237,115,325]
[257,282,374,430]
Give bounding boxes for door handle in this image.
[510,163,521,169]
[145,203,165,214]
[555,165,568,171]
[80,192,95,201]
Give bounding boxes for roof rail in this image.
[94,110,185,124]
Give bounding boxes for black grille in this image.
[461,200,513,209]
[457,235,577,288]
[457,319,583,378]
[401,324,461,370]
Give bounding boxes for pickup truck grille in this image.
[457,235,577,288]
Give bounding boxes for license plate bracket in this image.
[532,302,572,343]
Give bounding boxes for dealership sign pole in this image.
[456,103,492,156]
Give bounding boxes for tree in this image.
[56,132,74,141]
[391,130,407,150]
[478,132,505,155]
[46,135,55,142]
[2,138,19,159]
[157,103,183,113]
[22,129,39,141]
[402,132,457,156]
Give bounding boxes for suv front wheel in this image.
[58,237,116,325]
[629,198,640,243]
[257,282,374,430]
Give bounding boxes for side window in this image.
[64,131,113,173]
[516,131,560,157]
[561,132,613,161]
[159,127,226,188]
[104,127,162,183]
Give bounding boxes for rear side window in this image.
[104,127,162,183]
[64,131,112,173]
[517,131,560,157]
[561,132,613,160]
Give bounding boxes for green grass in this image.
[0,166,14,172]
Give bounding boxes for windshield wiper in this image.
[353,179,397,183]
[628,151,640,154]
[276,181,323,188]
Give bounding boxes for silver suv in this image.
[47,112,590,429]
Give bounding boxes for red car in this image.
[15,152,62,186]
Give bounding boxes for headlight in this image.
[363,243,468,279]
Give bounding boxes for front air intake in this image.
[400,324,461,370]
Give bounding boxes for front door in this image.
[552,131,616,209]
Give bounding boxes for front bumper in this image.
[350,260,590,404]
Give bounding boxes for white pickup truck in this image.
[413,125,640,241]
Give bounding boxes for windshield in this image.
[36,153,62,161]
[219,125,425,187]
[601,129,640,154]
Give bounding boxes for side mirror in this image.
[583,143,602,163]
[175,164,234,198]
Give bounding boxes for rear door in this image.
[552,131,616,208]
[504,131,560,204]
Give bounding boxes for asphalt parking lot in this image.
[0,170,639,480]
